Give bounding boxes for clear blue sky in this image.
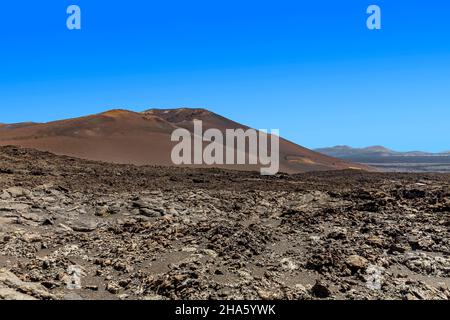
[0,1,449,152]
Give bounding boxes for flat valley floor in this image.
[0,146,449,300]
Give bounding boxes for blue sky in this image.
[0,1,449,152]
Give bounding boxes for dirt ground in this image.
[0,146,449,300]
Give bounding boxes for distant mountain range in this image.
[315,146,450,158]
[315,146,450,173]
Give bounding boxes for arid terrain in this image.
[0,146,449,300]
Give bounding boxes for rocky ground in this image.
[0,146,449,300]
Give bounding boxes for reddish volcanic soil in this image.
[0,108,371,173]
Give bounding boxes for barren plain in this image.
[0,146,449,300]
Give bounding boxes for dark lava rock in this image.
[311,281,331,298]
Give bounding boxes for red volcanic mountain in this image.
[0,108,371,173]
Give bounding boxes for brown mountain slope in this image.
[145,108,372,172]
[0,110,178,165]
[0,108,371,173]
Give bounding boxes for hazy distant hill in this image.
[315,146,450,173]
[314,145,450,158]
